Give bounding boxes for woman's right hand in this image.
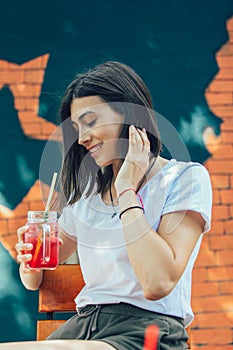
[15,226,40,274]
[16,226,43,290]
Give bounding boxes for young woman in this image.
[13,61,212,350]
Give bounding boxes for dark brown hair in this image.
[59,61,161,205]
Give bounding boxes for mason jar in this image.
[24,211,59,270]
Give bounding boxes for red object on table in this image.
[143,324,159,350]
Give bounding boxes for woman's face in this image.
[70,96,124,167]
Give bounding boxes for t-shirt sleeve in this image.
[58,205,77,239]
[162,164,212,233]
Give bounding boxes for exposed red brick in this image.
[28,200,45,211]
[193,53,233,350]
[207,267,233,281]
[13,202,30,216]
[212,106,233,118]
[192,282,219,297]
[24,70,46,84]
[192,346,233,350]
[215,250,233,266]
[191,328,232,345]
[211,145,233,159]
[221,131,233,143]
[211,204,229,220]
[10,84,42,98]
[194,312,233,328]
[205,91,232,105]
[194,248,216,267]
[224,219,233,234]
[216,55,233,68]
[217,43,233,56]
[209,235,233,250]
[0,60,10,69]
[215,68,233,79]
[192,267,207,283]
[221,118,233,131]
[211,175,229,189]
[7,218,27,233]
[219,281,233,294]
[192,295,233,313]
[0,219,8,235]
[0,70,24,84]
[209,220,225,235]
[21,54,49,70]
[212,190,221,204]
[21,123,42,135]
[227,18,233,31]
[205,160,233,174]
[220,189,233,203]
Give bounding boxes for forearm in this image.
[19,263,43,291]
[118,191,178,299]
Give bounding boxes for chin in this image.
[94,157,114,168]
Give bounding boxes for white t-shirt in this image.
[59,159,212,327]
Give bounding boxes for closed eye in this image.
[71,115,96,132]
[86,119,96,127]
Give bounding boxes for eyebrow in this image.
[72,110,95,123]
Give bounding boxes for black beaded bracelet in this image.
[119,205,145,220]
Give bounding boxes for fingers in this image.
[129,125,150,155]
[16,226,32,254]
[15,242,33,253]
[16,226,33,264]
[16,242,33,264]
[17,253,32,264]
[17,226,29,243]
[137,127,150,149]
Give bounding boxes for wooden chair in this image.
[37,264,84,340]
[37,264,191,348]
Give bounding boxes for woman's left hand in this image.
[115,125,151,195]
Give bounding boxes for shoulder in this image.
[166,159,211,186]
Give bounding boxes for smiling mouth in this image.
[89,143,103,156]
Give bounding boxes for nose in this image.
[78,128,91,146]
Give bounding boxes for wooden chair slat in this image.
[37,320,66,341]
[39,264,84,312]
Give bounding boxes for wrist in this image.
[115,180,136,197]
[118,188,144,213]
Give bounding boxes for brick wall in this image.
[190,16,233,349]
[0,54,59,258]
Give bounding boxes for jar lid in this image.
[27,211,57,222]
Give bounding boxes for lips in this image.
[89,142,103,156]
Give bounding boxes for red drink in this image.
[24,211,59,270]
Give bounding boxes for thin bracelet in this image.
[119,205,144,220]
[118,188,136,197]
[118,188,144,210]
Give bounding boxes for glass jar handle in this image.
[42,224,51,262]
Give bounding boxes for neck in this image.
[111,159,121,181]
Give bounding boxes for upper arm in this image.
[157,164,212,281]
[157,210,205,281]
[59,227,77,264]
